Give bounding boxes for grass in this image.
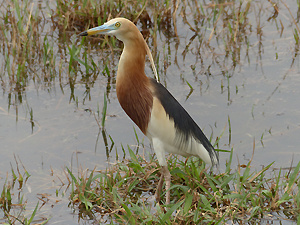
[1,0,300,224]
[2,148,300,224]
[0,156,50,225]
[67,146,300,224]
[1,0,299,114]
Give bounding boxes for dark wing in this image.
[150,78,219,165]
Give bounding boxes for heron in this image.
[79,18,219,205]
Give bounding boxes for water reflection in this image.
[1,0,300,224]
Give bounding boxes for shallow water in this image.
[0,0,299,224]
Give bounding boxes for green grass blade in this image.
[160,200,184,223]
[101,92,107,127]
[28,202,39,224]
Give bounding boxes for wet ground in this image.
[0,0,300,224]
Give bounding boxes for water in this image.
[0,0,299,224]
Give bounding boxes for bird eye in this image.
[115,22,121,28]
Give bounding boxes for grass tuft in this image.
[67,149,300,223]
[0,157,50,224]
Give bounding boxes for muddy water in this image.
[0,0,299,224]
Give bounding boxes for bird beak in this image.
[79,24,111,36]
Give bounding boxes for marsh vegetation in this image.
[1,0,300,224]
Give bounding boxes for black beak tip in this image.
[79,31,88,36]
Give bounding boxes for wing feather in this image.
[149,78,219,166]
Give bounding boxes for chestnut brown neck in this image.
[116,33,153,134]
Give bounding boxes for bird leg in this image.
[155,166,171,204]
[162,166,171,204]
[155,173,164,203]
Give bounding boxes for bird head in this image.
[79,18,138,43]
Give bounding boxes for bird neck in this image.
[117,35,147,83]
[116,34,153,134]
